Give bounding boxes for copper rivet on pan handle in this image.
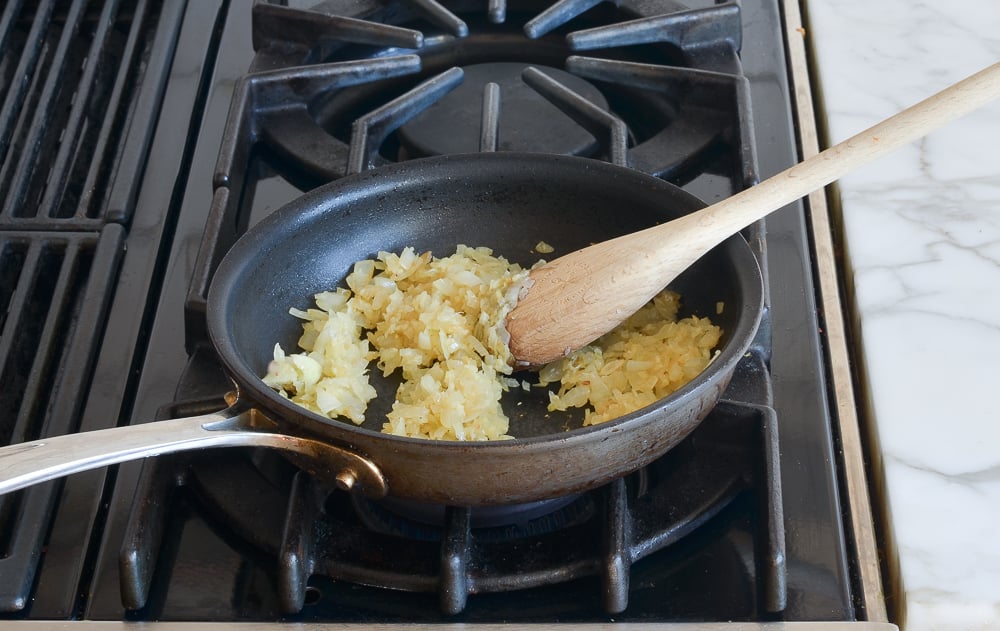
[335,470,357,491]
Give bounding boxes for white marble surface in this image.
[804,1,1000,629]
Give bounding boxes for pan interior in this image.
[209,154,760,441]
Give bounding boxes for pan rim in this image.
[207,152,764,450]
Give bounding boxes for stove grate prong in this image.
[252,2,424,53]
[213,55,423,189]
[565,55,758,188]
[277,472,321,614]
[439,506,473,614]
[488,0,507,24]
[602,477,633,614]
[404,0,469,37]
[566,1,741,56]
[523,0,605,39]
[566,55,740,93]
[756,403,787,614]
[479,82,501,152]
[520,67,628,166]
[346,67,465,175]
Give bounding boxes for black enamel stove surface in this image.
[0,0,857,624]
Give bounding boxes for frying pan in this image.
[0,153,763,505]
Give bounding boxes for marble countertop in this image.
[804,1,1000,629]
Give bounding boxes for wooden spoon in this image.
[506,61,1000,366]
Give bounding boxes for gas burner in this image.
[397,62,608,156]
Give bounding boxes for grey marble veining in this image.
[806,0,1000,628]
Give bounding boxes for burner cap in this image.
[397,62,610,157]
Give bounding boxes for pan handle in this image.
[0,401,387,498]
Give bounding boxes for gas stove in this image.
[0,0,893,627]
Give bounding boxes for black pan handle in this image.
[0,401,387,498]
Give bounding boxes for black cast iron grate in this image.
[117,361,785,618]
[281,397,785,617]
[0,227,125,612]
[183,0,761,351]
[0,0,193,613]
[0,0,169,229]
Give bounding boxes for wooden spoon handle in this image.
[684,60,1000,253]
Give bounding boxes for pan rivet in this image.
[335,470,357,491]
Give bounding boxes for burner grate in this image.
[278,396,784,617]
[116,383,785,620]
[0,0,173,229]
[0,227,124,612]
[183,0,760,351]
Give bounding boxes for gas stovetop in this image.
[0,0,889,626]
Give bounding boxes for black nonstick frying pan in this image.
[0,153,763,505]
